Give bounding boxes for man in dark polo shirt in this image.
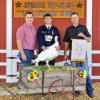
[63,12,94,98]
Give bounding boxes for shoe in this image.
[75,91,80,97]
[88,94,94,98]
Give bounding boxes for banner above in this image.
[14,0,84,18]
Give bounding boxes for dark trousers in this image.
[71,58,93,96]
[38,59,55,66]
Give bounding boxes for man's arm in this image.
[37,27,46,51]
[64,42,69,60]
[54,27,61,51]
[78,26,91,42]
[17,40,27,61]
[78,33,91,42]
[63,28,70,60]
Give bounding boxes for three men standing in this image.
[16,11,94,98]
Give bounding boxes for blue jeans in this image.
[17,50,35,66]
[71,59,93,95]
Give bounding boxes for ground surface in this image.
[0,83,99,100]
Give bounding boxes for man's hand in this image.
[64,55,68,61]
[42,46,48,51]
[78,32,91,42]
[21,52,27,61]
[78,32,85,38]
[55,46,60,51]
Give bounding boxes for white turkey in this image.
[32,42,59,66]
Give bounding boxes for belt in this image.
[23,49,34,52]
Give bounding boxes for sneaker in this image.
[75,91,80,97]
[88,94,94,98]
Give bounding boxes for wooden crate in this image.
[18,66,86,93]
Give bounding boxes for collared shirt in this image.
[16,23,36,50]
[45,24,52,29]
[63,24,91,49]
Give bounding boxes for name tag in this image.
[45,35,53,42]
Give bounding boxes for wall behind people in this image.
[0,0,6,82]
[0,0,6,49]
[12,0,86,62]
[92,0,100,82]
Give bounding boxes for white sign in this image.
[71,39,86,62]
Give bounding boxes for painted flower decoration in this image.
[27,70,39,81]
[24,67,40,82]
[78,69,87,78]
[25,68,33,74]
[33,70,39,77]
